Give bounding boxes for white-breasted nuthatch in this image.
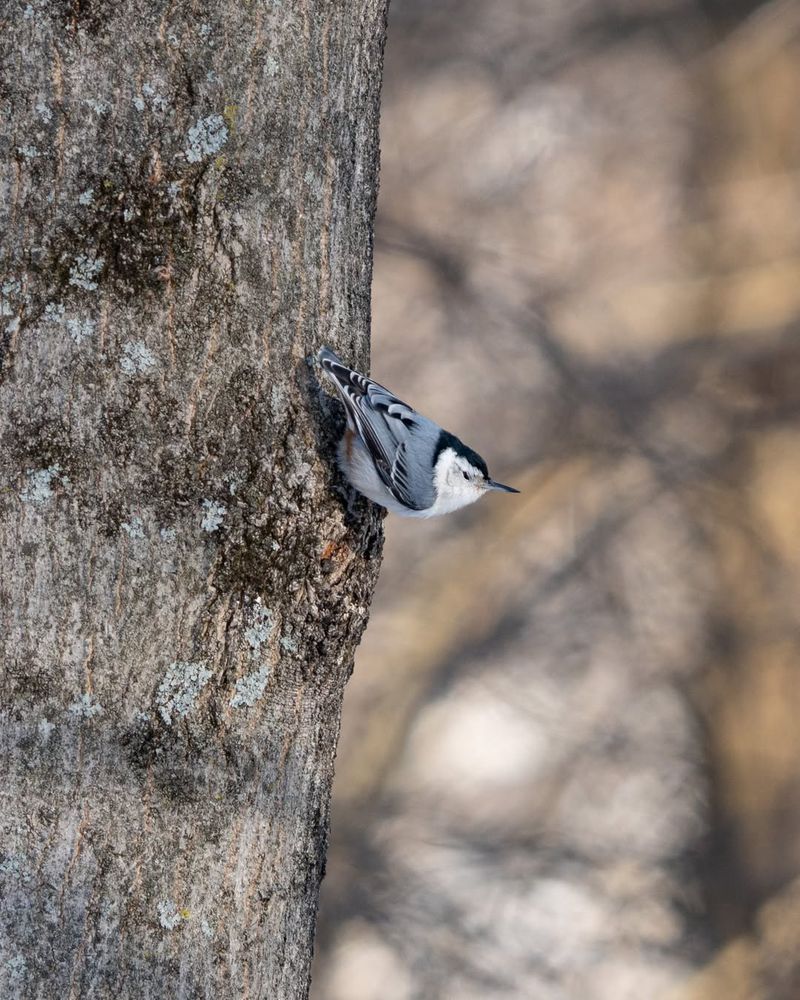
[318,347,519,517]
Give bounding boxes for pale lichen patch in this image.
[66,316,96,345]
[280,635,298,654]
[44,301,65,323]
[157,899,186,930]
[136,82,169,113]
[35,101,52,123]
[120,340,157,374]
[82,97,110,115]
[156,661,212,725]
[3,953,26,986]
[0,854,31,883]
[121,515,145,540]
[1,278,22,303]
[185,115,228,163]
[78,188,94,205]
[230,666,270,709]
[201,499,226,532]
[244,602,273,653]
[21,465,62,505]
[38,719,55,741]
[226,472,244,496]
[68,693,103,718]
[68,253,105,291]
[270,384,286,415]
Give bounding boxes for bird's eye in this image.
[462,471,470,481]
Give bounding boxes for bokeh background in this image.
[314,1,800,997]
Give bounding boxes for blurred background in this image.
[314,1,800,997]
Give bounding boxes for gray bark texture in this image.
[0,2,388,998]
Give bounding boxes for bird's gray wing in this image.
[319,349,436,511]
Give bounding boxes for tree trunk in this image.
[0,3,387,998]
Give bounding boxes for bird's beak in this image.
[487,479,520,493]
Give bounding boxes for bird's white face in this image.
[431,448,491,515]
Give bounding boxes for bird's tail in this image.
[317,346,363,434]
[317,346,353,390]
[317,346,343,368]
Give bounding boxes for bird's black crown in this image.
[434,429,489,478]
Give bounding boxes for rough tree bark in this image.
[0,2,387,998]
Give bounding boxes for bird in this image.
[318,346,519,517]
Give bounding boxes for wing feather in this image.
[318,348,435,511]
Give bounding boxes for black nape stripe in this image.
[434,429,489,478]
